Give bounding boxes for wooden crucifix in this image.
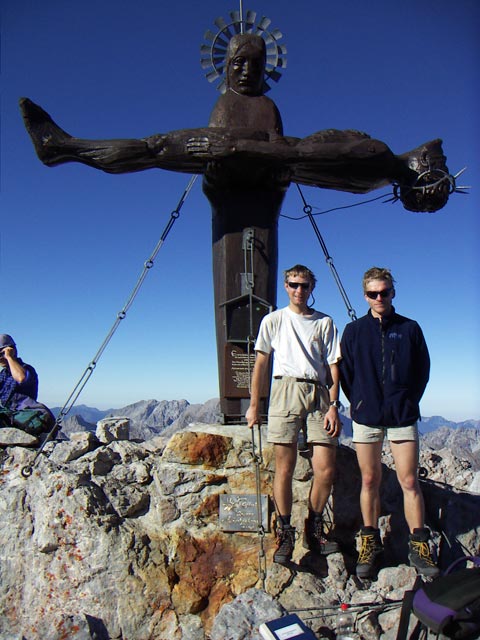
[20,28,453,423]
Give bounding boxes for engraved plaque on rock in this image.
[219,494,269,532]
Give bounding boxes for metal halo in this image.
[200,9,287,93]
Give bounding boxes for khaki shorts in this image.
[352,421,418,443]
[267,377,338,445]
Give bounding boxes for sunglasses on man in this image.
[365,288,392,300]
[287,282,311,290]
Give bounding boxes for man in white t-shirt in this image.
[246,264,342,564]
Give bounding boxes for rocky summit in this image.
[0,414,480,640]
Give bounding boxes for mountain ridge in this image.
[52,399,479,433]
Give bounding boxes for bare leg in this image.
[355,441,383,527]
[19,97,159,173]
[308,443,336,512]
[390,439,425,532]
[273,443,297,517]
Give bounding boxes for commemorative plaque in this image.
[219,494,269,532]
[224,344,257,397]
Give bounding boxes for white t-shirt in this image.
[254,306,341,385]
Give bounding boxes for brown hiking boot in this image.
[303,517,340,555]
[356,527,384,579]
[273,525,296,564]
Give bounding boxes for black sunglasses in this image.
[288,282,310,290]
[365,288,392,300]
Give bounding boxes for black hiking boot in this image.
[356,527,384,579]
[273,525,296,564]
[303,517,340,555]
[408,528,440,577]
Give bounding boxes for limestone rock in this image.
[96,417,130,443]
[0,427,38,447]
[210,588,285,640]
[1,423,480,639]
[49,431,100,464]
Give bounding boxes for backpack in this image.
[397,557,480,640]
[0,404,55,435]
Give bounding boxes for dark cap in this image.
[0,334,16,349]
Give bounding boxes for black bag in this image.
[412,557,480,639]
[397,556,480,640]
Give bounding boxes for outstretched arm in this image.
[292,132,451,211]
[184,126,452,211]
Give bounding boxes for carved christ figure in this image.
[20,34,451,420]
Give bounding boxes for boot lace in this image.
[410,540,436,567]
[358,534,378,564]
[309,518,327,544]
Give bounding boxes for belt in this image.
[274,375,321,385]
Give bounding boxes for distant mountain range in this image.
[419,415,480,433]
[52,399,479,441]
[52,398,221,441]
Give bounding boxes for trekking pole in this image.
[251,422,267,589]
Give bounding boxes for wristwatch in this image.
[329,400,341,408]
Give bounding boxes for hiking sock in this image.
[277,514,291,528]
[307,509,322,521]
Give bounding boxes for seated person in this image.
[0,334,54,434]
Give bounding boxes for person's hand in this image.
[145,134,167,154]
[1,346,15,361]
[324,407,342,438]
[186,131,236,157]
[246,405,261,429]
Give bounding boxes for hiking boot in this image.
[408,528,440,577]
[356,527,384,579]
[273,525,296,564]
[303,517,340,555]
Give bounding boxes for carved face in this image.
[226,35,266,96]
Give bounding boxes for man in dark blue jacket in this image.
[340,267,438,578]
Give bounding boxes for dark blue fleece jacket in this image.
[340,309,430,427]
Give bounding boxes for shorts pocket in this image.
[268,407,292,417]
[269,379,304,417]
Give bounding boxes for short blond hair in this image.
[362,267,395,292]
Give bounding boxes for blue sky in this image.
[1,0,478,420]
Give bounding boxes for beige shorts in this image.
[352,421,418,443]
[267,377,338,445]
